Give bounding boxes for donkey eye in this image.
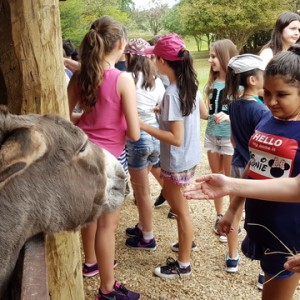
[79,141,88,153]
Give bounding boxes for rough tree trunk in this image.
[0,0,84,299]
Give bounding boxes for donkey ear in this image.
[0,127,47,184]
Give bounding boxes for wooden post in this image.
[0,0,84,299]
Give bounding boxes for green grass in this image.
[194,56,210,94]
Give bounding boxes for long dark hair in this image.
[260,12,300,55]
[125,54,157,90]
[163,49,198,116]
[224,68,262,101]
[265,45,300,88]
[78,16,126,110]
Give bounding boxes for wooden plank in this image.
[21,234,49,300]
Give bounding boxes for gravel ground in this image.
[83,153,300,300]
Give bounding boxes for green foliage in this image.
[59,0,88,47]
[133,0,170,36]
[60,0,298,52]
[59,0,134,48]
[165,0,294,51]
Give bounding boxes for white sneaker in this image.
[219,235,228,243]
[257,273,264,290]
[225,253,240,273]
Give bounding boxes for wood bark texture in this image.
[0,1,84,299]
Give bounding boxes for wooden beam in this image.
[0,1,84,299]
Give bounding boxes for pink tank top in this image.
[78,68,127,158]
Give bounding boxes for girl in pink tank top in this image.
[68,16,140,300]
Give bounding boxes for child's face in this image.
[254,71,264,91]
[155,56,167,75]
[282,20,300,48]
[263,75,300,120]
[208,50,221,72]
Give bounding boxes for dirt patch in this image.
[84,153,300,300]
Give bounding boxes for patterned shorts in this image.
[161,165,197,185]
[118,148,128,182]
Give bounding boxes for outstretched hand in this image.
[183,174,231,200]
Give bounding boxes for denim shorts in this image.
[127,130,160,170]
[204,134,234,155]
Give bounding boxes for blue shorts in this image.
[243,199,300,279]
[242,233,294,279]
[127,130,160,170]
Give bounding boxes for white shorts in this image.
[204,134,234,156]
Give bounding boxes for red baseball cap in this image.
[145,33,186,61]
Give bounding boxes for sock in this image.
[142,230,154,242]
[85,262,97,267]
[177,260,190,269]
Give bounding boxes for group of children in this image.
[66,10,300,300]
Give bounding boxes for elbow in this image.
[128,132,140,142]
[173,139,183,147]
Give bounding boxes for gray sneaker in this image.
[154,190,167,208]
[170,241,198,252]
[154,257,191,279]
[167,208,176,219]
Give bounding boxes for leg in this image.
[226,196,243,271]
[227,203,243,258]
[129,167,153,233]
[262,273,300,300]
[164,180,193,263]
[207,151,224,215]
[81,221,97,264]
[151,165,168,208]
[150,165,163,188]
[222,154,232,177]
[95,209,120,293]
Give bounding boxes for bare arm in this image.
[67,73,83,124]
[184,174,300,203]
[226,175,300,202]
[64,58,80,73]
[199,99,208,120]
[140,119,183,147]
[118,72,140,142]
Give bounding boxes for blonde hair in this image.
[204,39,238,104]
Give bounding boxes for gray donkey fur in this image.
[0,107,126,298]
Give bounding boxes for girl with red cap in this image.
[141,33,207,278]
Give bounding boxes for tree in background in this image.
[59,0,135,47]
[60,0,298,52]
[164,4,210,51]
[133,0,169,36]
[165,0,293,51]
